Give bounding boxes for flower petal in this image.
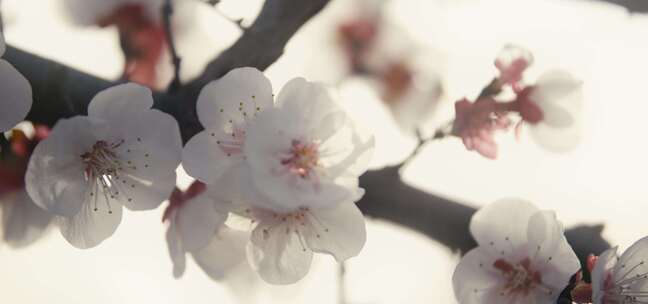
[533,70,583,105]
[613,236,648,286]
[1,190,53,248]
[275,78,341,135]
[192,227,248,280]
[87,83,154,121]
[176,193,227,252]
[0,32,6,56]
[529,119,581,153]
[166,219,186,278]
[452,247,503,304]
[526,210,580,297]
[303,202,366,262]
[469,198,538,253]
[111,109,182,179]
[247,221,313,284]
[591,246,618,303]
[182,130,240,184]
[0,59,32,132]
[58,201,123,249]
[25,117,107,216]
[244,107,359,211]
[118,172,176,211]
[196,67,273,129]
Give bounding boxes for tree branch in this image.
[591,0,648,13]
[186,0,331,92]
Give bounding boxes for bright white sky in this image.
[1,0,648,303]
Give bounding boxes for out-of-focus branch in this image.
[357,165,611,265]
[162,0,182,92]
[186,0,331,92]
[591,0,648,12]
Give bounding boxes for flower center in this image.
[252,206,331,253]
[494,258,542,297]
[280,140,320,179]
[81,140,127,213]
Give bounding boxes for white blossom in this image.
[165,186,247,280]
[1,190,53,248]
[591,237,648,304]
[242,199,367,284]
[26,83,182,248]
[244,77,373,212]
[452,198,580,304]
[184,67,374,284]
[182,67,274,187]
[0,34,32,133]
[523,70,584,152]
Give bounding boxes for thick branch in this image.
[357,165,610,266]
[186,0,330,92]
[592,0,648,12]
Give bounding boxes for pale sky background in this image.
[2,0,648,303]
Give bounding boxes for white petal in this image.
[303,202,366,262]
[533,70,583,105]
[1,190,52,248]
[192,227,248,280]
[118,172,176,211]
[591,246,619,303]
[247,221,313,284]
[529,120,581,153]
[182,130,240,184]
[196,67,273,129]
[0,32,6,56]
[87,83,154,121]
[58,201,123,249]
[469,198,539,253]
[275,78,342,136]
[176,193,227,252]
[613,236,648,287]
[166,219,186,278]
[60,0,122,26]
[111,109,183,179]
[0,59,32,132]
[326,122,375,179]
[26,117,106,216]
[452,247,503,304]
[527,70,583,152]
[536,102,574,128]
[526,211,580,295]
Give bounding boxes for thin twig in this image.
[397,121,453,171]
[338,262,347,304]
[203,0,246,31]
[477,78,501,100]
[162,0,182,93]
[214,9,246,31]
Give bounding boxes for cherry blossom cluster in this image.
[0,44,374,284]
[453,200,648,304]
[452,45,584,159]
[179,68,375,284]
